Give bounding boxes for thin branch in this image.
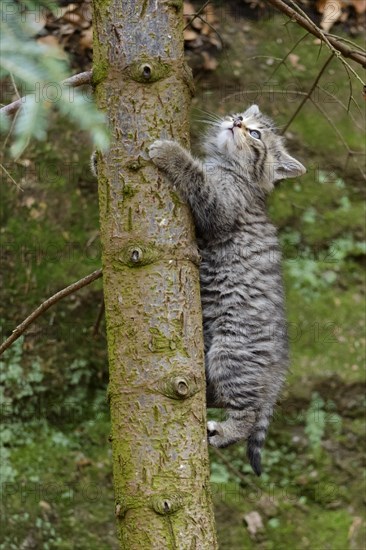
[326,33,366,54]
[184,1,234,76]
[0,162,23,190]
[9,74,21,100]
[61,70,92,88]
[285,0,364,86]
[282,53,334,133]
[266,31,310,82]
[183,0,211,31]
[267,0,366,71]
[0,268,102,357]
[189,14,224,50]
[0,70,92,118]
[342,61,358,113]
[317,85,364,130]
[2,106,20,150]
[222,88,301,103]
[310,98,350,151]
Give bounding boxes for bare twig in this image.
[0,162,23,190]
[287,0,364,89]
[326,33,366,54]
[317,86,364,130]
[266,31,310,82]
[183,0,211,31]
[0,268,102,357]
[9,74,20,100]
[61,71,92,88]
[310,97,350,151]
[283,53,334,133]
[189,14,224,50]
[1,70,92,118]
[267,0,366,70]
[2,106,20,150]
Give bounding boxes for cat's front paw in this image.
[148,139,180,171]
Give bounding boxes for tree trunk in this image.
[92,1,218,548]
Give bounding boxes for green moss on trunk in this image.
[92,0,218,547]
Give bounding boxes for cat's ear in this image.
[245,104,260,117]
[274,152,306,180]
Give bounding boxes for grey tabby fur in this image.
[148,104,306,475]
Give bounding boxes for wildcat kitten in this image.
[149,104,306,475]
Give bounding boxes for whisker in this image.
[193,107,223,122]
[195,115,222,124]
[193,118,221,127]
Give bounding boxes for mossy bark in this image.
[92,1,218,547]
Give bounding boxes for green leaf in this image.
[10,95,47,158]
[1,1,110,156]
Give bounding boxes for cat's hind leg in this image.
[205,337,267,474]
[207,406,272,476]
[207,409,256,448]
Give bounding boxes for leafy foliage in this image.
[0,337,45,483]
[0,329,103,486]
[304,393,326,453]
[0,1,109,157]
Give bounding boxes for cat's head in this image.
[204,104,306,192]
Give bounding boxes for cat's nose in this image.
[233,119,242,128]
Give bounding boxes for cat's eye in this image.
[249,129,261,140]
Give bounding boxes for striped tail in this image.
[247,412,271,476]
[247,433,264,476]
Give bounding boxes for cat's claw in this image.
[207,420,220,436]
[207,420,225,447]
[148,140,176,168]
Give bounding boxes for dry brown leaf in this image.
[318,0,366,13]
[58,23,77,37]
[24,196,36,209]
[316,0,329,12]
[201,51,218,71]
[57,4,78,18]
[203,6,217,25]
[209,35,223,49]
[76,456,92,468]
[201,23,212,36]
[289,53,300,66]
[183,1,195,16]
[37,35,68,59]
[319,0,343,32]
[190,16,203,30]
[37,35,60,48]
[39,500,52,512]
[183,29,199,41]
[257,495,279,518]
[350,0,366,14]
[63,12,82,25]
[288,53,306,71]
[80,27,93,49]
[244,511,264,539]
